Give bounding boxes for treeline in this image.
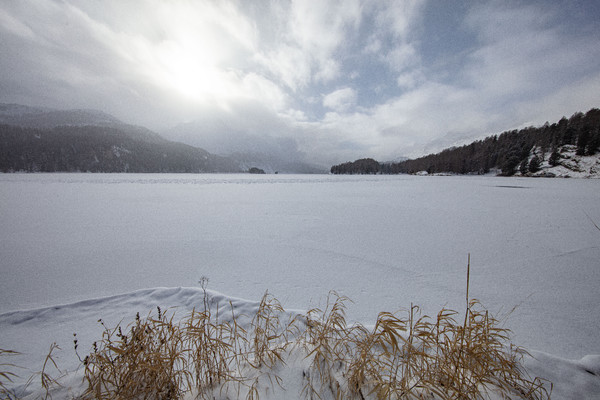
[331,108,600,175]
[0,124,240,173]
[330,158,381,174]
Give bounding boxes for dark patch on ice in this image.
[494,185,531,189]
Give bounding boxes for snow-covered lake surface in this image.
[1,173,599,362]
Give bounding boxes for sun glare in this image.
[152,37,224,102]
[143,2,246,104]
[159,47,214,100]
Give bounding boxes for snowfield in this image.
[0,173,599,398]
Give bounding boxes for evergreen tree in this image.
[586,128,600,155]
[528,156,541,173]
[519,159,529,175]
[577,129,590,156]
[548,150,560,166]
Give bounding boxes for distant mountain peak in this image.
[0,103,123,128]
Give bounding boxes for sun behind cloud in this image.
[154,39,231,102]
[136,1,256,105]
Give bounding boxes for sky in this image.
[1,0,600,166]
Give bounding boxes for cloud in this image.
[373,1,425,39]
[0,0,599,167]
[0,1,139,108]
[254,45,311,92]
[384,43,420,73]
[396,70,425,89]
[462,2,600,105]
[307,0,600,162]
[253,0,362,90]
[365,2,425,73]
[288,0,362,82]
[322,88,357,112]
[328,0,600,160]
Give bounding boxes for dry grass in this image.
[1,343,63,400]
[38,343,63,399]
[76,284,550,399]
[296,258,551,399]
[1,348,21,399]
[81,310,189,399]
[298,298,550,399]
[8,264,551,399]
[343,302,550,399]
[79,289,301,400]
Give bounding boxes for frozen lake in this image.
[0,173,599,358]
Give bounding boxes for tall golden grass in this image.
[80,290,305,400]
[77,274,551,399]
[2,265,552,399]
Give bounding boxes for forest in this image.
[0,124,239,173]
[331,108,600,175]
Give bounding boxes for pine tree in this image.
[577,129,590,156]
[519,159,529,175]
[528,156,541,173]
[548,150,560,166]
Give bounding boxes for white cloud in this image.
[396,70,424,89]
[289,0,361,81]
[384,43,419,73]
[361,1,425,86]
[373,1,426,39]
[323,88,357,112]
[254,0,362,90]
[240,72,288,111]
[462,1,600,107]
[254,45,311,92]
[513,71,600,126]
[1,0,599,166]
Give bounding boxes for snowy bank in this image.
[1,287,599,399]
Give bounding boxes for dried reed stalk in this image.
[74,261,551,400]
[0,348,21,399]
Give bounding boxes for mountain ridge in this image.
[0,103,241,173]
[0,103,326,173]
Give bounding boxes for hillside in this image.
[0,124,240,173]
[0,103,327,174]
[0,104,240,173]
[512,144,600,178]
[331,108,600,177]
